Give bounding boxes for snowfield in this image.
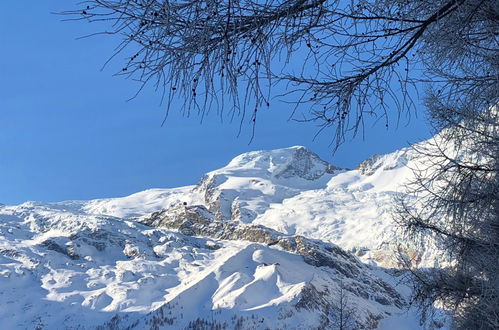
[0,143,451,329]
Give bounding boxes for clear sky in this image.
[0,1,431,205]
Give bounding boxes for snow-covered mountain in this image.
[0,144,450,329]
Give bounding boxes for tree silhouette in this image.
[62,0,497,146]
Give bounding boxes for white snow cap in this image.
[225,146,338,180]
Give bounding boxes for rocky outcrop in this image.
[271,146,339,180]
[356,154,384,176]
[355,149,414,176]
[195,173,233,220]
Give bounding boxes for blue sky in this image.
[0,1,431,205]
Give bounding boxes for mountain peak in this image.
[224,145,338,181]
[195,146,340,222]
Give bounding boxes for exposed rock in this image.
[356,149,414,176]
[40,239,80,260]
[271,146,339,180]
[356,154,383,176]
[295,282,330,312]
[195,174,232,220]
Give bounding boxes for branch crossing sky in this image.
[0,1,430,204]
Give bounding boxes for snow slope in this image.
[0,143,451,329]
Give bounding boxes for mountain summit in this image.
[224,146,338,180]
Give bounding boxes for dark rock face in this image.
[271,147,339,180]
[69,227,123,252]
[355,149,412,176]
[195,174,231,220]
[40,239,80,260]
[295,282,330,312]
[356,154,383,176]
[141,204,280,244]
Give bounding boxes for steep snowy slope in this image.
[195,146,339,223]
[0,142,451,329]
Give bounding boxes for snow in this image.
[83,187,203,218]
[0,143,451,329]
